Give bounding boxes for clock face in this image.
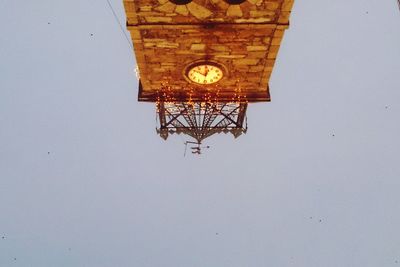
[187,64,224,85]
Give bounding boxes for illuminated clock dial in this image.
[187,64,224,85]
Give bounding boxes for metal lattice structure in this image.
[156,102,248,151]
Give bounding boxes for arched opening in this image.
[224,0,246,4]
[169,0,193,4]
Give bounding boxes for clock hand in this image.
[204,66,209,76]
[193,70,205,77]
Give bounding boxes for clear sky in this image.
[1,0,400,266]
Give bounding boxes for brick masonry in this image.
[124,0,295,102]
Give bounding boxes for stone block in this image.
[190,44,206,50]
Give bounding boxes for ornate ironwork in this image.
[156,101,248,153]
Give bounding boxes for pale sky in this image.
[1,0,400,266]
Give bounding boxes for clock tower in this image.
[123,0,295,151]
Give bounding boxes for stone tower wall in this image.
[124,0,295,102]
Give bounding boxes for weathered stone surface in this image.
[226,5,243,18]
[175,5,189,16]
[186,2,213,20]
[145,16,172,23]
[124,0,295,102]
[155,2,175,13]
[246,45,268,52]
[123,0,290,25]
[233,58,260,66]
[190,44,206,50]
